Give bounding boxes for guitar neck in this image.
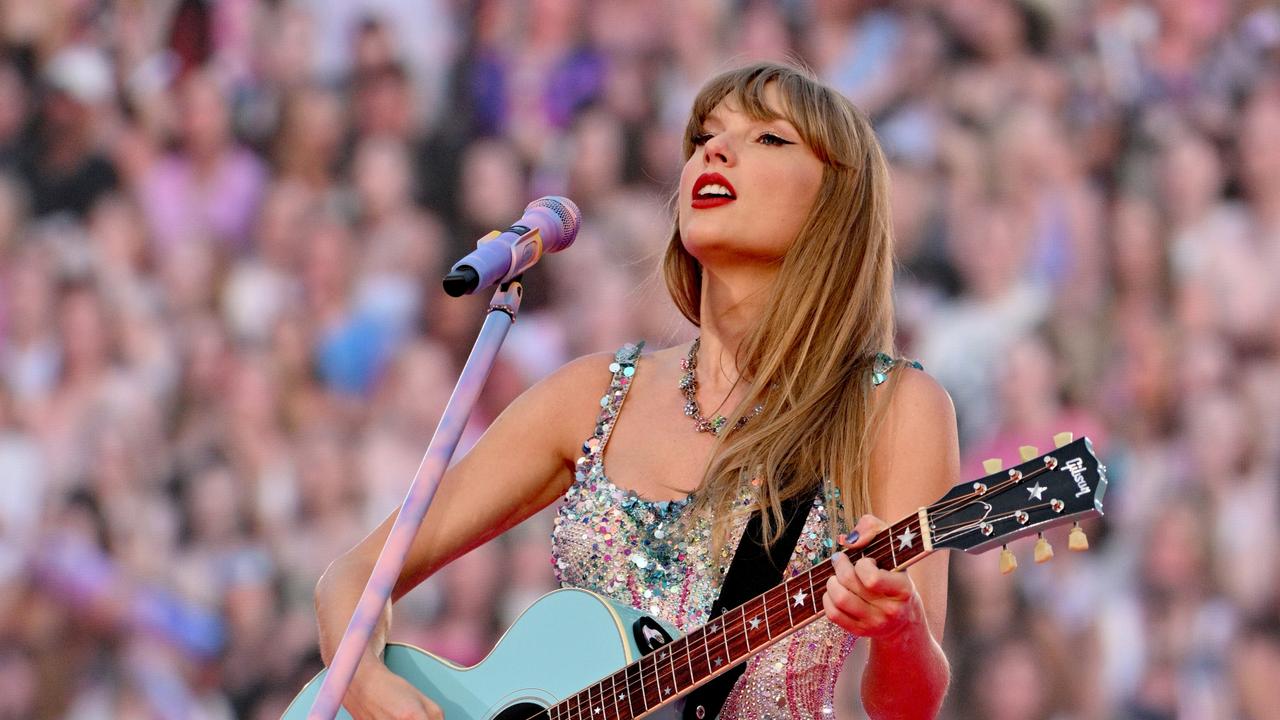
[551,512,932,720]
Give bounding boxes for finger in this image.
[830,551,866,594]
[825,573,878,617]
[827,554,890,611]
[853,556,913,601]
[833,552,888,607]
[823,578,887,633]
[838,514,890,551]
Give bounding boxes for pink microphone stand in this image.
[307,279,525,720]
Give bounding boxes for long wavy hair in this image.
[663,62,899,557]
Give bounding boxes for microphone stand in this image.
[307,279,525,720]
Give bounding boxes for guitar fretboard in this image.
[548,513,929,720]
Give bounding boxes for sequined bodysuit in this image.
[551,343,920,719]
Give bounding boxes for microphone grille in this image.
[528,196,581,243]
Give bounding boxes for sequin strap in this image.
[575,342,645,476]
[871,351,924,387]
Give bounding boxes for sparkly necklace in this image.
[679,337,764,435]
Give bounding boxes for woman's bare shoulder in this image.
[529,344,663,412]
[529,350,618,408]
[533,342,684,420]
[870,365,960,507]
[877,364,956,428]
[546,341,685,386]
[546,350,619,384]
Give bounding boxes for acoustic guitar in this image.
[285,433,1106,720]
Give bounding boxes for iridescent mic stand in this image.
[307,279,524,720]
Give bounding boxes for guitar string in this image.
[546,458,1082,718]
[926,463,1054,518]
[541,465,1073,720]
[545,549,872,720]
[544,557,849,720]
[540,525,913,720]
[928,501,1061,544]
[553,487,1072,720]
[591,491,1070,720]
[541,564,843,720]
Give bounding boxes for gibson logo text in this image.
[1065,458,1090,498]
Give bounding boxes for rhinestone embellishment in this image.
[680,337,764,436]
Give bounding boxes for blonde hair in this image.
[663,62,899,557]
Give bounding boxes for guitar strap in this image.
[681,482,822,720]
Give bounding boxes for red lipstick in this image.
[691,172,737,209]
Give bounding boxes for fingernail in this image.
[844,530,859,545]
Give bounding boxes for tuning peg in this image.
[1019,445,1039,461]
[999,545,1017,575]
[982,458,1003,474]
[1053,431,1074,448]
[1069,523,1089,551]
[1034,533,1054,563]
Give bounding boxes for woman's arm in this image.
[314,352,611,717]
[822,368,959,719]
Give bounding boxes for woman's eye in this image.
[693,131,792,146]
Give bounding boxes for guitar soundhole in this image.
[493,702,549,720]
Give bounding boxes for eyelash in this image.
[691,132,792,147]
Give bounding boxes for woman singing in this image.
[316,61,959,719]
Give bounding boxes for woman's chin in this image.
[681,231,734,258]
[681,235,786,268]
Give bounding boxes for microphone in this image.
[442,196,581,297]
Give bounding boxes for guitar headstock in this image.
[926,433,1107,562]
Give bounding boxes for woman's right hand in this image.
[344,663,444,720]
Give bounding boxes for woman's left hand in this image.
[821,513,925,640]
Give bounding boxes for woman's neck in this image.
[695,263,776,393]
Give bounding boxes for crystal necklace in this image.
[679,337,764,435]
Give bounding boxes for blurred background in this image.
[0,0,1277,717]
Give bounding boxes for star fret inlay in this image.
[749,616,761,630]
[897,525,917,550]
[792,589,808,607]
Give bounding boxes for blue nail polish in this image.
[845,530,860,545]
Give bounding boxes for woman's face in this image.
[678,85,824,267]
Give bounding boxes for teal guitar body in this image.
[283,589,685,720]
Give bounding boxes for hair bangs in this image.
[682,64,852,168]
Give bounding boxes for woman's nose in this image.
[702,134,734,166]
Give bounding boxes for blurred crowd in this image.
[0,0,1278,718]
